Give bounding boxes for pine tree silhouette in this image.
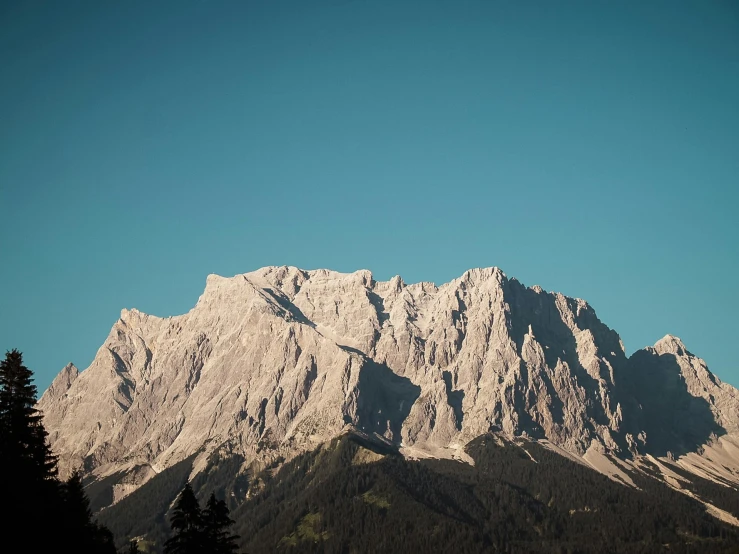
[203,493,240,554]
[0,349,58,484]
[0,349,61,550]
[64,470,95,531]
[164,483,205,554]
[128,539,141,553]
[61,470,116,552]
[164,484,241,553]
[0,349,117,553]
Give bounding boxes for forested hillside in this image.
[99,432,739,553]
[231,434,738,553]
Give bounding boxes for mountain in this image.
[37,266,739,548]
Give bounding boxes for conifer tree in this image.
[0,349,61,549]
[54,470,115,553]
[0,349,117,553]
[0,349,58,484]
[128,539,140,554]
[203,493,240,554]
[164,483,205,554]
[64,470,94,531]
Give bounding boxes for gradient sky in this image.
[1,0,737,392]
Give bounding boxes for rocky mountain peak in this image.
[653,334,689,357]
[36,266,739,505]
[40,362,78,404]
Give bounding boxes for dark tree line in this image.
[164,483,239,554]
[0,349,116,552]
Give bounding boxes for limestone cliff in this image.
[38,266,739,505]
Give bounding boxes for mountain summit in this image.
[38,266,739,518]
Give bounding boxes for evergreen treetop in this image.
[164,483,205,554]
[0,348,58,483]
[203,493,240,554]
[164,484,241,554]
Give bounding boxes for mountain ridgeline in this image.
[38,266,739,551]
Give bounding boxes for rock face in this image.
[43,363,79,403]
[38,266,739,498]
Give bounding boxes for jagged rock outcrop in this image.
[623,334,739,459]
[37,266,739,504]
[43,362,79,403]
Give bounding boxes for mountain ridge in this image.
[38,265,739,523]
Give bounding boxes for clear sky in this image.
[1,0,737,392]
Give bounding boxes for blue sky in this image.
[1,0,737,391]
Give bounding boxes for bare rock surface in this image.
[37,266,739,503]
